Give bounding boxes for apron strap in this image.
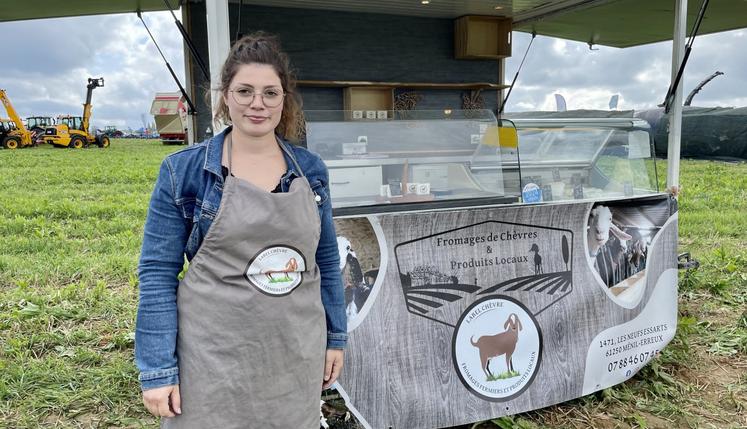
[276,136,306,177]
[226,133,233,174]
[226,133,306,178]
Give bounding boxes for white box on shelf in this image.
[329,166,382,198]
[342,142,367,155]
[365,110,377,119]
[377,110,388,120]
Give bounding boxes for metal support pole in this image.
[206,0,231,134]
[667,0,687,193]
[181,4,195,145]
[497,58,506,117]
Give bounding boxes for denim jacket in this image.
[135,127,347,390]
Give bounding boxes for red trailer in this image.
[150,92,187,145]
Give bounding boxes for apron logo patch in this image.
[452,296,543,401]
[244,246,307,296]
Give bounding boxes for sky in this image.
[0,10,745,130]
[0,11,185,131]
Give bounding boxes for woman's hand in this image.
[322,349,344,389]
[143,384,181,417]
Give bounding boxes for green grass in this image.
[486,370,520,382]
[1,142,746,428]
[0,140,179,428]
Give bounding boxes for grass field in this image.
[1,140,745,428]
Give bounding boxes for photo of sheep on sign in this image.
[586,199,670,305]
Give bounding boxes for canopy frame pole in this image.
[182,5,195,145]
[667,0,687,193]
[206,0,231,134]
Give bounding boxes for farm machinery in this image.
[26,116,56,142]
[0,89,35,149]
[0,117,16,143]
[151,92,188,145]
[102,125,124,138]
[44,77,110,149]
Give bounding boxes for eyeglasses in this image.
[229,87,285,107]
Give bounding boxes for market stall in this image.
[5,1,747,427]
[313,109,676,427]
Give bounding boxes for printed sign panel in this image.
[332,196,677,429]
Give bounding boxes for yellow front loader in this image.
[44,77,110,149]
[0,89,34,149]
[0,117,16,143]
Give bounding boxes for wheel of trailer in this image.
[3,136,21,149]
[70,136,85,149]
[98,135,110,148]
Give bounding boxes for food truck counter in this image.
[307,110,676,428]
[305,110,660,216]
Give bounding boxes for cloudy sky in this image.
[506,28,747,112]
[1,11,185,131]
[1,11,745,130]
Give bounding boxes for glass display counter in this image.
[304,110,660,215]
[507,117,659,202]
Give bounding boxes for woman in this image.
[135,33,347,428]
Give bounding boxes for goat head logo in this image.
[453,297,542,401]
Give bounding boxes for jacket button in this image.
[314,194,322,202]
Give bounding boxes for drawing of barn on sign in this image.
[394,219,574,327]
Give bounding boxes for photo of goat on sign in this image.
[334,218,383,328]
[586,202,666,297]
[470,313,523,381]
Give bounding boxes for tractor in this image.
[0,89,35,149]
[26,116,55,142]
[0,117,16,143]
[44,77,110,149]
[102,125,124,138]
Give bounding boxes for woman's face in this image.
[224,63,284,140]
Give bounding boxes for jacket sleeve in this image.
[313,159,348,349]
[135,157,189,390]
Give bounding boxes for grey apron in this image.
[163,136,326,429]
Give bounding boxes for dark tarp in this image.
[505,109,747,161]
[635,107,747,160]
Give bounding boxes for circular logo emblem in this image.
[452,296,542,401]
[522,183,542,203]
[244,246,306,296]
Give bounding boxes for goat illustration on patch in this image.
[453,296,542,401]
[263,257,299,282]
[470,313,523,381]
[244,246,306,296]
